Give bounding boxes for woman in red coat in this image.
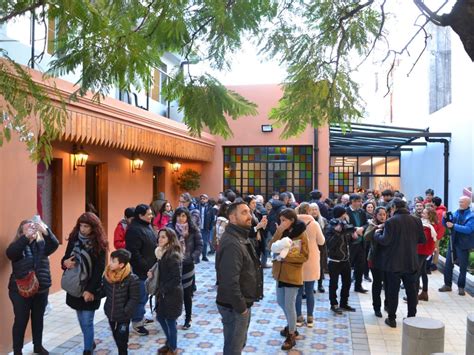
[417,208,441,301]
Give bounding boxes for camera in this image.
[338,221,355,234]
[445,211,454,223]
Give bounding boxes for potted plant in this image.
[177,168,201,191]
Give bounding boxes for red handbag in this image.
[15,271,40,298]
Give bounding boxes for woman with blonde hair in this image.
[309,202,328,293]
[7,218,59,355]
[295,203,325,328]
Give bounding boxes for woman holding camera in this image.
[62,212,108,355]
[270,208,309,351]
[364,207,387,317]
[325,206,356,315]
[6,218,59,355]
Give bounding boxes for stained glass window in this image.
[329,166,354,196]
[223,146,313,202]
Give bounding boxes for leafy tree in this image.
[0,0,473,163]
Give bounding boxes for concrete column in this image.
[467,313,474,355]
[402,317,444,355]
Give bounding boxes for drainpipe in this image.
[425,136,450,209]
[314,128,319,189]
[30,10,35,69]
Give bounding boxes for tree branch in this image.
[413,0,445,26]
[0,0,45,24]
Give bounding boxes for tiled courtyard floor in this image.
[15,256,473,355]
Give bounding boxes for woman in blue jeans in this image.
[270,208,309,351]
[295,203,325,328]
[62,212,107,355]
[152,228,183,355]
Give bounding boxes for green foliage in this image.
[262,0,382,137]
[0,52,66,165]
[0,0,275,162]
[177,168,201,191]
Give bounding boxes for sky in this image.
[193,40,287,85]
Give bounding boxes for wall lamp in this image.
[72,144,88,170]
[261,124,273,133]
[172,161,181,172]
[131,152,144,173]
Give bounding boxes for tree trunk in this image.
[442,0,474,61]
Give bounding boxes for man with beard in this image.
[216,201,263,354]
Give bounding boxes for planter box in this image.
[438,255,474,296]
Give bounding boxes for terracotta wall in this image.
[199,84,330,200]
[0,137,38,353]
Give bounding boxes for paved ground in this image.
[15,256,473,355]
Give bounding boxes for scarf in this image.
[155,246,167,260]
[163,210,173,218]
[422,218,437,241]
[104,263,131,283]
[78,232,93,250]
[175,223,189,239]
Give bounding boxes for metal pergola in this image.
[328,122,452,207]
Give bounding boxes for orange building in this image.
[0,70,329,352]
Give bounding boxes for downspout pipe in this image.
[314,128,319,189]
[425,136,450,209]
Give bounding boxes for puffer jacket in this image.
[216,223,263,314]
[6,229,59,293]
[156,250,183,320]
[103,272,140,322]
[125,218,157,279]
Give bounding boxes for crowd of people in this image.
[6,187,474,355]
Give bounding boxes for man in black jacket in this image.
[374,198,425,328]
[346,194,369,293]
[216,201,263,355]
[125,204,157,336]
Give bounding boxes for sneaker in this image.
[374,310,383,318]
[279,326,299,337]
[133,325,149,336]
[459,288,466,296]
[182,320,192,330]
[438,285,452,292]
[385,318,397,328]
[330,305,343,315]
[202,256,209,262]
[364,275,372,282]
[340,304,356,312]
[307,316,314,328]
[317,284,325,293]
[296,316,305,327]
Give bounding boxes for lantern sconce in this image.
[131,152,144,173]
[172,161,181,173]
[72,144,89,170]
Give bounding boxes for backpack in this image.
[61,246,92,298]
[145,262,159,295]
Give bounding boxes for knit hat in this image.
[124,207,135,219]
[333,205,347,219]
